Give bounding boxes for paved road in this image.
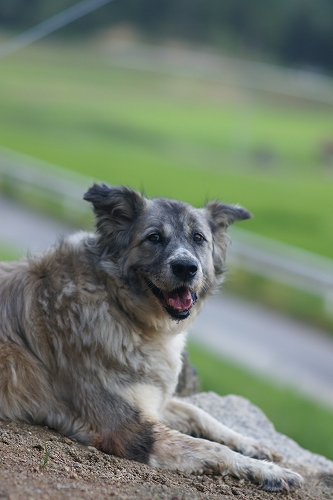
[0,196,75,253]
[190,295,333,408]
[1,194,333,409]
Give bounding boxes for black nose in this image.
[171,260,198,281]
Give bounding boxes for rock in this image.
[175,351,200,397]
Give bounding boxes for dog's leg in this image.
[162,398,280,461]
[88,404,302,492]
[0,341,80,435]
[150,422,303,492]
[0,341,50,422]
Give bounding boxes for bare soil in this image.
[1,420,332,500]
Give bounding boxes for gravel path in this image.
[1,194,333,409]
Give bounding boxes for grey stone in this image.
[186,392,333,473]
[175,351,200,397]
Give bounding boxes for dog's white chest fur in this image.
[110,332,187,419]
[142,333,186,416]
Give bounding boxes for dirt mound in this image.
[1,393,333,499]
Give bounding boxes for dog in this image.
[0,184,302,491]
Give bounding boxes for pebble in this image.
[87,446,97,452]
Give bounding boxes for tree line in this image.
[1,0,333,73]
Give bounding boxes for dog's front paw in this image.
[233,455,303,492]
[258,465,303,492]
[236,436,281,462]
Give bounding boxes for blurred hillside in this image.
[1,3,333,461]
[1,0,333,74]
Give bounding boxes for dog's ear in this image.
[84,184,146,256]
[204,201,252,229]
[204,201,252,276]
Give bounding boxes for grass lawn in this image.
[0,243,21,261]
[188,342,333,461]
[1,39,333,258]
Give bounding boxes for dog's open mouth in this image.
[146,280,197,320]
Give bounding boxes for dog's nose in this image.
[171,260,198,281]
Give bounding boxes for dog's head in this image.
[84,184,251,324]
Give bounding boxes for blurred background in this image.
[1,0,333,460]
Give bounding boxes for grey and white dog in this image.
[0,184,302,491]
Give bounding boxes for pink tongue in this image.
[163,288,193,311]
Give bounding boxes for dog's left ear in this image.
[204,200,252,229]
[84,183,146,256]
[204,201,252,276]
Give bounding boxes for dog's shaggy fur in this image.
[0,185,302,491]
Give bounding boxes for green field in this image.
[0,242,20,261]
[1,39,333,259]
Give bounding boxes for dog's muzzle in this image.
[145,279,198,320]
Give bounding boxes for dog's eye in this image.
[148,233,161,242]
[193,233,204,243]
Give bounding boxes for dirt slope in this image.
[1,418,332,500]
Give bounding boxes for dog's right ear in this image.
[84,184,146,256]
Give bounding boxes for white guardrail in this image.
[107,43,333,106]
[1,146,333,310]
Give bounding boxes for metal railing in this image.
[228,228,333,312]
[1,145,333,309]
[0,146,92,225]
